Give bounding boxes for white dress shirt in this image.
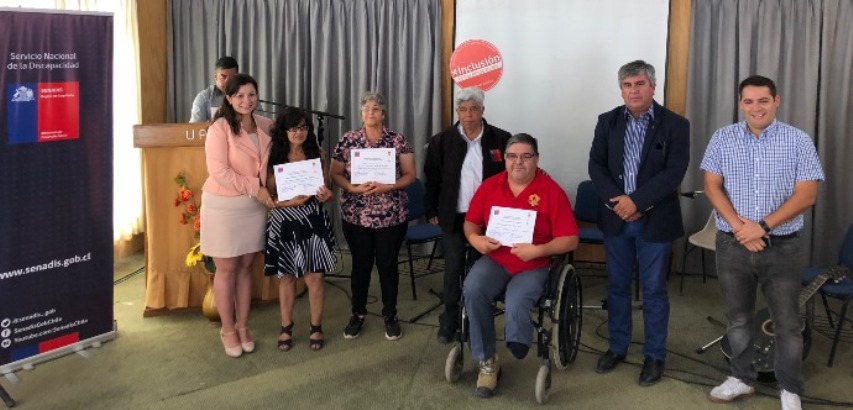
[456,122,484,212]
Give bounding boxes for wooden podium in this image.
[134,123,282,316]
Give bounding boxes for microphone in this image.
[258,99,289,109]
[258,100,346,120]
[680,190,704,198]
[258,100,346,147]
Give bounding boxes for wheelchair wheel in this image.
[534,363,551,404]
[552,265,583,370]
[445,343,464,383]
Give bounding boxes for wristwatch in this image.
[758,219,771,233]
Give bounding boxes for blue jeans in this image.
[463,256,548,362]
[604,219,672,361]
[715,231,804,394]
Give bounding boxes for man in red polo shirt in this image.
[463,133,579,398]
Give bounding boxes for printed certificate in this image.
[485,206,537,246]
[273,158,325,201]
[350,148,395,184]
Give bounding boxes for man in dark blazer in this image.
[424,87,512,344]
[588,60,690,386]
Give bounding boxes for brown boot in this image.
[476,354,500,398]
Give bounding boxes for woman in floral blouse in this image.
[330,92,416,341]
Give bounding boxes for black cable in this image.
[113,265,145,285]
[582,314,853,408]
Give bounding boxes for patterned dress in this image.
[264,197,337,278]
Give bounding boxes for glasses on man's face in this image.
[287,125,309,133]
[361,106,383,113]
[457,106,482,114]
[505,152,537,161]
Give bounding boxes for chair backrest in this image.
[406,178,427,221]
[839,224,853,269]
[688,211,718,250]
[701,212,717,232]
[574,180,599,223]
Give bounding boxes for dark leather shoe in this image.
[595,350,626,373]
[437,324,456,344]
[638,357,665,386]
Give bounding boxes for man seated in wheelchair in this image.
[463,133,579,398]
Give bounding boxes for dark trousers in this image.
[716,231,805,395]
[439,213,479,328]
[342,220,407,318]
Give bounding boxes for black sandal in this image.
[278,323,294,352]
[308,324,324,351]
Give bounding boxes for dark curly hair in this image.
[213,73,258,135]
[268,106,320,172]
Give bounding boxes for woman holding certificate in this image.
[201,73,275,358]
[265,106,337,352]
[330,92,416,341]
[462,133,579,398]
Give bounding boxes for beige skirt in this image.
[200,191,267,258]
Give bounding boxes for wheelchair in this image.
[444,252,584,404]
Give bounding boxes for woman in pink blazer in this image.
[200,73,274,358]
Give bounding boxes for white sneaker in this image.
[709,376,755,403]
[780,390,802,410]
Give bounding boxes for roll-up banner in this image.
[0,8,114,372]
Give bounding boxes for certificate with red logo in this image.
[351,148,395,184]
[485,206,536,246]
[273,158,324,201]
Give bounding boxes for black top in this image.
[424,119,512,233]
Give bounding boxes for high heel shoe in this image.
[278,323,294,352]
[220,330,243,358]
[308,324,325,351]
[236,327,255,353]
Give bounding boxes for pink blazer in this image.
[202,114,273,197]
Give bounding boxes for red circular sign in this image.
[450,39,504,91]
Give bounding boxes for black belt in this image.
[720,231,799,240]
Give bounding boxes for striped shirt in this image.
[622,105,654,194]
[700,120,824,235]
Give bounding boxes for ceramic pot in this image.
[201,276,220,322]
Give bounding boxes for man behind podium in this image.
[189,56,239,123]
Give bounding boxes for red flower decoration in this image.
[175,171,211,272]
[528,193,541,207]
[179,188,193,202]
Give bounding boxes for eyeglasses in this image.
[287,125,309,133]
[457,106,482,113]
[505,153,536,161]
[361,106,383,113]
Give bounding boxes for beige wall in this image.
[136,0,168,124]
[666,0,691,117]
